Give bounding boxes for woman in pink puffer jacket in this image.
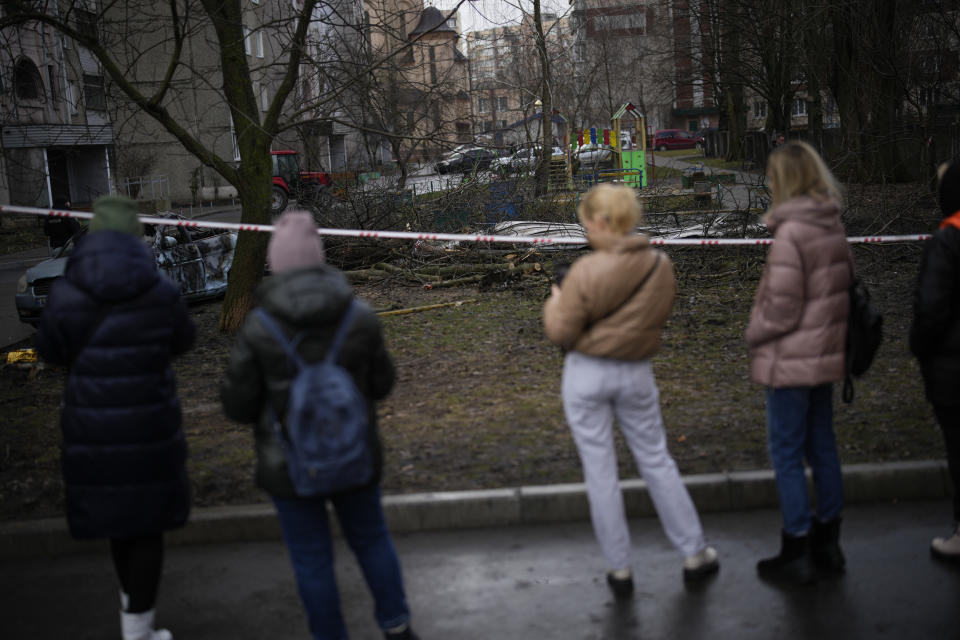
[746,141,852,585]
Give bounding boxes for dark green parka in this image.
[220,266,395,497]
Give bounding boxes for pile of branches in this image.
[335,244,582,291]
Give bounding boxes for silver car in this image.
[15,213,237,326]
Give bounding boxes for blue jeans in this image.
[273,485,410,640]
[765,384,844,536]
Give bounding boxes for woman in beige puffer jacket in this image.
[747,141,852,585]
[544,184,719,595]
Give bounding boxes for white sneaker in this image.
[121,609,173,640]
[683,546,719,582]
[931,524,960,562]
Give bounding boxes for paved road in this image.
[3,500,957,640]
[0,246,50,349]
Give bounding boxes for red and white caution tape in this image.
[0,203,933,246]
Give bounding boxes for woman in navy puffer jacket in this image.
[36,195,195,640]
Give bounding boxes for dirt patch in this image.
[0,183,946,522]
[0,214,46,254]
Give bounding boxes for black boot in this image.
[757,531,817,585]
[811,518,846,574]
[383,625,420,640]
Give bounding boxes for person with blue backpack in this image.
[220,211,419,640]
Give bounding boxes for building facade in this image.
[568,0,714,135]
[465,12,570,148]
[0,2,114,208]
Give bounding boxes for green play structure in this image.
[612,102,646,188]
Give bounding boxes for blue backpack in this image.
[254,299,373,496]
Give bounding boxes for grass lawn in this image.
[652,149,706,158]
[699,156,744,172]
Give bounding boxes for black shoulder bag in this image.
[842,275,883,403]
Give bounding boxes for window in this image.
[229,114,241,161]
[14,58,43,100]
[76,9,98,41]
[919,87,941,107]
[497,96,508,111]
[252,0,259,4]
[478,97,489,114]
[83,74,106,111]
[791,98,808,117]
[66,81,78,114]
[473,58,495,79]
[244,26,251,55]
[445,17,457,29]
[592,12,645,34]
[753,100,767,119]
[256,31,264,58]
[920,55,942,74]
[497,119,507,129]
[483,120,494,131]
[46,65,57,101]
[259,83,269,111]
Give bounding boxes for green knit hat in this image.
[89,195,143,236]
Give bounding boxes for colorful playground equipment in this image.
[572,102,647,189]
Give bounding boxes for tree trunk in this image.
[217,229,269,332]
[532,0,553,197]
[217,148,272,332]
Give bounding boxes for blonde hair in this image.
[766,140,842,207]
[577,183,641,234]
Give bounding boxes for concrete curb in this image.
[0,460,950,559]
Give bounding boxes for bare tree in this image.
[1,0,324,331]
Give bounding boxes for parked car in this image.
[15,212,237,326]
[652,129,704,151]
[573,143,614,170]
[490,146,565,174]
[434,148,499,174]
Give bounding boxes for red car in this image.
[652,129,704,151]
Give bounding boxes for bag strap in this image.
[596,252,662,324]
[324,298,357,364]
[254,308,306,370]
[842,374,854,404]
[253,300,357,427]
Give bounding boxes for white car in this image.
[491,147,565,174]
[574,143,614,169]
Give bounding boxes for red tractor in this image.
[271,150,332,215]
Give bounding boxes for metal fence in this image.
[122,175,169,201]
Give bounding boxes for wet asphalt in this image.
[3,499,958,640]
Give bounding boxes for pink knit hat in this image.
[267,210,326,274]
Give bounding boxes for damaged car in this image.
[15,212,237,326]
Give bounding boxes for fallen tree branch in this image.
[343,268,391,283]
[425,274,486,289]
[377,299,479,317]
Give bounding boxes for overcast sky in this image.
[433,0,570,34]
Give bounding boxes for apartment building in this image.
[103,1,311,204]
[404,6,471,160]
[568,0,712,135]
[1,0,470,204]
[0,4,114,208]
[465,12,570,147]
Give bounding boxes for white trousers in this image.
[562,352,706,569]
